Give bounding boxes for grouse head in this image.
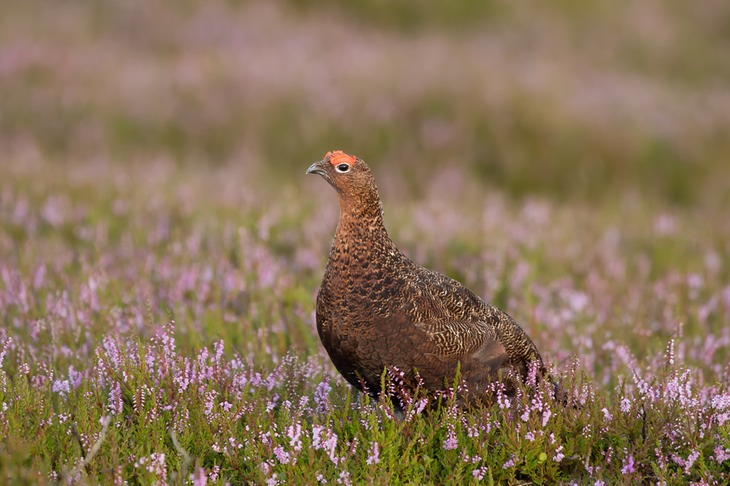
[305,150,380,210]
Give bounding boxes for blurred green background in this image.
[1,0,729,206]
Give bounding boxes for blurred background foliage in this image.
[1,0,729,206]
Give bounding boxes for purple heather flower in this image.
[323,431,339,465]
[273,445,290,464]
[266,370,280,391]
[52,379,70,397]
[249,372,263,388]
[665,339,675,366]
[632,371,658,402]
[312,425,323,449]
[197,348,213,381]
[614,345,637,370]
[714,446,730,464]
[526,360,540,387]
[712,393,730,426]
[406,398,428,422]
[68,366,83,390]
[502,455,516,469]
[266,394,279,413]
[542,408,552,427]
[366,441,380,465]
[108,382,122,415]
[472,466,487,480]
[287,422,303,453]
[620,397,631,413]
[32,264,46,290]
[204,390,217,420]
[464,422,479,439]
[520,408,530,422]
[134,453,167,480]
[604,447,614,463]
[620,453,635,474]
[189,466,207,486]
[601,408,613,421]
[314,380,331,414]
[155,322,177,364]
[312,425,339,464]
[213,340,224,363]
[443,425,458,451]
[227,436,244,451]
[175,360,191,394]
[497,392,511,410]
[674,450,700,474]
[348,437,359,456]
[101,335,122,370]
[338,470,352,486]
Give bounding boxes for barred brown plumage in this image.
[306,150,546,407]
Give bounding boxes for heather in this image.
[1,0,730,484]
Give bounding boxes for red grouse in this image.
[307,150,545,406]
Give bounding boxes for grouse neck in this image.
[333,191,397,252]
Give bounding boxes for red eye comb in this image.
[325,150,356,166]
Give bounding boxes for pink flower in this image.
[442,435,458,450]
[287,422,303,453]
[273,445,290,464]
[314,380,331,414]
[620,398,631,413]
[312,425,339,465]
[621,453,635,474]
[542,408,552,427]
[672,450,700,474]
[553,445,565,463]
[52,379,70,397]
[601,408,613,421]
[108,382,123,415]
[714,446,730,464]
[366,441,380,465]
[189,466,207,486]
[443,427,458,451]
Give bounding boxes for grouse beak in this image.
[306,160,327,177]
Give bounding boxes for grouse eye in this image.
[335,163,350,173]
